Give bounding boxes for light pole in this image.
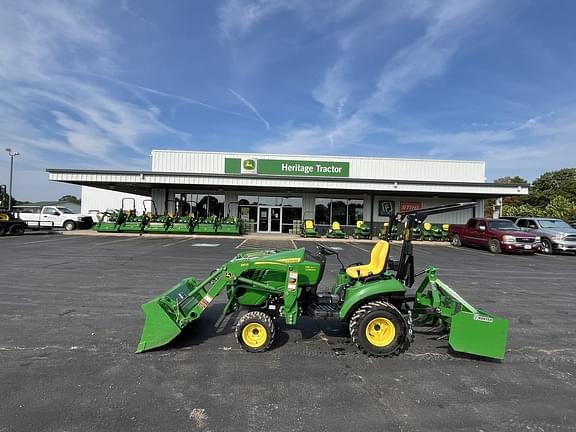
[5,148,20,211]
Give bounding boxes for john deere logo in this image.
[243,159,256,171]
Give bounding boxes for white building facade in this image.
[48,150,528,235]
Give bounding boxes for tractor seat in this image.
[356,220,365,228]
[331,222,341,231]
[424,222,432,230]
[305,220,315,229]
[346,240,390,279]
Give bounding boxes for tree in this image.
[528,168,576,207]
[484,176,529,216]
[58,195,81,204]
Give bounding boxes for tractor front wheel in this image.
[236,311,275,353]
[349,301,409,357]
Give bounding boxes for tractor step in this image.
[316,292,340,304]
[308,303,340,320]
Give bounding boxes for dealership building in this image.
[47,150,528,234]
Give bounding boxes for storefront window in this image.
[348,199,364,225]
[282,207,303,233]
[238,196,259,206]
[315,198,364,225]
[282,197,303,207]
[314,198,330,225]
[330,200,347,225]
[174,193,223,218]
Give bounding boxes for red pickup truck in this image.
[449,218,542,254]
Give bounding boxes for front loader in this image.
[137,202,509,360]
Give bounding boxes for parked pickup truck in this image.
[515,217,576,255]
[449,218,541,254]
[14,205,94,231]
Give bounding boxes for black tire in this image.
[489,238,501,254]
[236,311,275,353]
[9,224,25,236]
[63,220,76,231]
[349,300,410,357]
[451,234,462,247]
[0,225,6,236]
[541,238,553,255]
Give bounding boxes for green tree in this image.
[528,168,576,207]
[485,176,529,216]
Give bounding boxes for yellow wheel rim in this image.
[365,317,396,347]
[0,213,8,221]
[242,323,267,348]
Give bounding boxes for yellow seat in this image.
[305,220,315,229]
[356,220,364,228]
[442,224,449,231]
[423,222,432,230]
[346,240,390,279]
[331,222,341,230]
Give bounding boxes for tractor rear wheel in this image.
[349,301,409,357]
[236,311,275,353]
[9,224,25,236]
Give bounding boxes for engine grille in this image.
[565,235,576,242]
[516,237,535,243]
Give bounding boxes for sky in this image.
[1,0,576,201]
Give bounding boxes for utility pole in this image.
[5,148,20,211]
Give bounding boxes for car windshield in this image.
[57,207,75,214]
[538,219,572,229]
[487,220,517,230]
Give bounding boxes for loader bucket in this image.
[448,310,509,360]
[137,276,203,353]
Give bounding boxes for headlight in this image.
[502,235,515,243]
[534,236,541,242]
[551,233,566,241]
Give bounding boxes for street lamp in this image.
[5,148,20,211]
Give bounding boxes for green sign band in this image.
[225,158,349,178]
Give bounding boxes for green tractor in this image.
[137,202,509,360]
[326,221,347,239]
[300,213,320,238]
[352,220,371,239]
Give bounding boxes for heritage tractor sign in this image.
[225,158,349,178]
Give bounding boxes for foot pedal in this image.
[316,292,340,304]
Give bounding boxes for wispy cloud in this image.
[0,0,189,170]
[228,88,270,131]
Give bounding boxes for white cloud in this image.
[228,88,270,131]
[0,0,190,174]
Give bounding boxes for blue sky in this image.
[1,0,576,201]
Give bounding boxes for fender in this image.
[339,277,406,321]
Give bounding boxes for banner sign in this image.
[399,201,422,212]
[225,158,349,178]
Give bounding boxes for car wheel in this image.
[451,234,462,247]
[63,220,76,231]
[541,238,553,255]
[9,224,25,236]
[489,239,502,254]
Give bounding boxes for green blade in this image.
[448,310,509,360]
[136,300,183,353]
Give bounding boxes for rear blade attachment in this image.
[413,268,509,360]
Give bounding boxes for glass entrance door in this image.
[257,207,281,232]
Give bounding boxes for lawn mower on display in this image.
[136,202,509,360]
[353,220,371,239]
[301,213,320,238]
[217,202,242,235]
[326,221,347,239]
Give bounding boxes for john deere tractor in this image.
[137,202,509,360]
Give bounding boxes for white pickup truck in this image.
[14,205,95,231]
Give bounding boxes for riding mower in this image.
[301,213,320,238]
[326,221,347,239]
[136,202,509,360]
[353,220,371,239]
[411,223,423,241]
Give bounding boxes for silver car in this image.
[516,217,576,254]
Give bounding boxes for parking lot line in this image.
[161,237,195,248]
[12,236,81,246]
[290,239,297,249]
[235,239,248,249]
[93,236,142,246]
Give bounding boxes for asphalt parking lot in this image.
[1,234,575,431]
